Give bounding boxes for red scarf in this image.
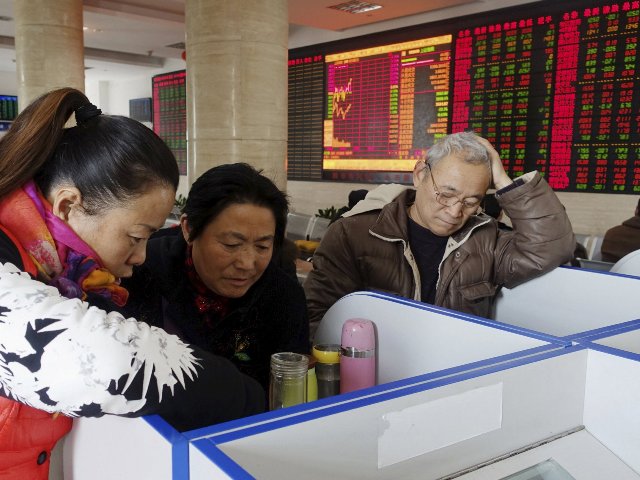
[0,181,128,306]
[184,245,230,319]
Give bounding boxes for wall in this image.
[86,57,191,199]
[0,57,191,197]
[0,70,17,94]
[287,182,638,237]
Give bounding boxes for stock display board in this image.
[323,36,451,183]
[288,55,325,180]
[0,95,17,133]
[152,70,187,175]
[288,0,640,192]
[0,95,17,121]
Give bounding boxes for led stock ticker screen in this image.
[287,0,640,193]
[323,36,451,183]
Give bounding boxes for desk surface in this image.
[457,429,639,480]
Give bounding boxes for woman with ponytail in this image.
[0,88,264,479]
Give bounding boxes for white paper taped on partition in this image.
[377,382,504,468]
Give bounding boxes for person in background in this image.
[304,131,575,339]
[0,88,264,479]
[348,189,369,210]
[601,198,640,262]
[325,189,369,226]
[123,163,310,392]
[571,241,589,267]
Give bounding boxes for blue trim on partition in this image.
[564,318,640,342]
[353,290,569,345]
[144,414,181,442]
[584,342,640,362]
[203,344,584,447]
[143,415,189,480]
[184,408,278,440]
[191,438,255,479]
[373,343,565,391]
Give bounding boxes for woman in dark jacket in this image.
[123,163,310,390]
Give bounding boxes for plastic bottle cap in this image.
[341,318,375,351]
[270,352,309,377]
[312,344,340,364]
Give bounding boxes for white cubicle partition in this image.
[313,291,565,385]
[187,346,640,479]
[63,414,188,480]
[60,281,640,479]
[494,266,640,337]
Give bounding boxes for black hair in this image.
[35,112,179,215]
[348,189,368,209]
[183,163,289,249]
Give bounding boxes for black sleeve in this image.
[286,281,311,354]
[0,227,25,269]
[152,346,266,432]
[270,267,311,354]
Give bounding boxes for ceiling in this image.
[289,0,476,30]
[0,0,500,82]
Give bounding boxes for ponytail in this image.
[0,88,89,198]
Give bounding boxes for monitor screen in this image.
[129,97,152,123]
[0,95,17,121]
[323,35,451,183]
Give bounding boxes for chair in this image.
[574,233,590,249]
[588,235,605,260]
[610,249,640,276]
[308,216,331,242]
[577,258,614,272]
[285,212,313,241]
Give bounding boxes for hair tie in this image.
[75,103,102,125]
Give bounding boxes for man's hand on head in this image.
[477,136,513,191]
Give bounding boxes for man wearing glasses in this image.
[304,131,574,340]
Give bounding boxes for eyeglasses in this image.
[426,163,481,211]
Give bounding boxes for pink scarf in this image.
[0,181,128,306]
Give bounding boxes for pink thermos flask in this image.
[340,318,376,394]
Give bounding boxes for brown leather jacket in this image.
[304,172,575,338]
[600,216,640,262]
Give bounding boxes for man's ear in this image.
[413,160,428,188]
[180,213,191,244]
[50,187,83,222]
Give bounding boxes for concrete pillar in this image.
[185,0,288,189]
[14,0,85,110]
